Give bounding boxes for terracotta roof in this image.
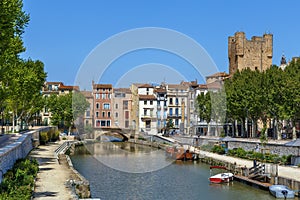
[59,85,79,91]
[206,72,229,78]
[138,84,153,88]
[167,84,189,90]
[154,88,166,93]
[139,94,156,100]
[206,81,223,90]
[114,88,131,94]
[197,84,208,89]
[93,84,113,89]
[196,81,224,90]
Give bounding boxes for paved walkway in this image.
[29,142,76,200]
[199,150,300,181]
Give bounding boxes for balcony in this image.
[157,97,166,101]
[167,114,181,118]
[141,114,157,121]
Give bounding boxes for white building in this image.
[166,83,189,134]
[138,84,157,135]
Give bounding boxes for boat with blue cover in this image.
[269,185,295,199]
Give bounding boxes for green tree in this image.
[0,0,47,132]
[47,92,89,132]
[0,0,29,109]
[166,119,174,131]
[6,59,46,131]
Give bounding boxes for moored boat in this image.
[209,166,234,184]
[269,185,295,199]
[165,146,198,161]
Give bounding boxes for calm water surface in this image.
[70,142,274,200]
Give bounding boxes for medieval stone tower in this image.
[228,32,273,75]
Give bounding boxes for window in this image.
[175,108,179,116]
[96,112,99,118]
[125,111,129,119]
[175,98,179,105]
[144,100,147,105]
[175,119,179,126]
[123,100,128,109]
[102,93,106,99]
[115,112,118,118]
[107,94,111,99]
[125,120,129,128]
[86,110,90,117]
[106,120,110,127]
[102,112,105,117]
[169,108,173,116]
[169,98,173,105]
[101,120,106,126]
[146,120,151,129]
[115,103,118,109]
[96,103,100,109]
[157,110,161,118]
[95,94,100,99]
[108,112,111,118]
[150,100,153,105]
[86,120,89,125]
[102,88,105,92]
[144,109,147,116]
[104,103,110,109]
[96,120,100,127]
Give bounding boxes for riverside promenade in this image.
[199,150,300,182]
[29,141,77,200]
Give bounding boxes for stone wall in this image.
[228,32,273,75]
[227,141,298,156]
[0,127,54,183]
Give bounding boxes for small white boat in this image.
[209,172,234,184]
[269,185,295,199]
[209,166,234,184]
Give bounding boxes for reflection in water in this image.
[71,142,275,200]
[83,142,173,173]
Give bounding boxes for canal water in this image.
[70,142,274,200]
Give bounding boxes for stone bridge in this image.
[94,128,132,141]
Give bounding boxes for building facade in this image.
[228,32,273,75]
[155,85,168,133]
[92,83,113,128]
[112,88,132,130]
[166,83,189,134]
[138,84,157,135]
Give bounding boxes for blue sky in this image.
[22,0,300,89]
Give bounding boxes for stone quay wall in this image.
[0,127,54,183]
[194,137,299,156]
[227,141,298,156]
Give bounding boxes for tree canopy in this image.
[0,0,47,132]
[46,92,89,131]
